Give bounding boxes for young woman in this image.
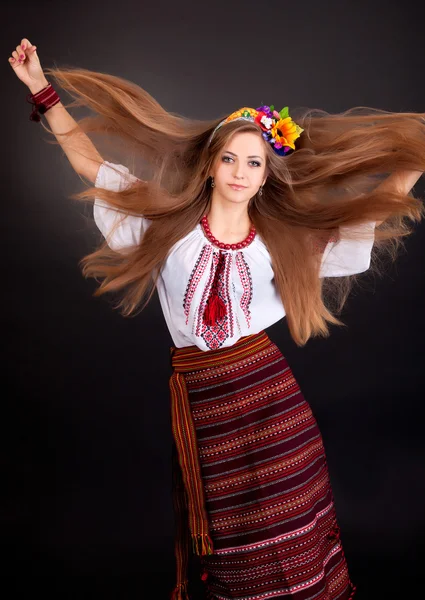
[9,38,425,599]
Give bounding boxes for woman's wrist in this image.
[26,79,60,122]
[28,78,49,95]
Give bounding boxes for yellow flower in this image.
[271,117,304,150]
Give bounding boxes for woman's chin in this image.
[221,190,251,203]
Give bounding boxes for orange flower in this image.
[225,107,258,124]
[271,117,304,150]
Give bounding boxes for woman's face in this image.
[210,131,267,205]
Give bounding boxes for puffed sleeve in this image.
[319,221,376,278]
[93,161,150,251]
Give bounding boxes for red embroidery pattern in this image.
[183,244,212,325]
[235,251,253,328]
[312,230,340,254]
[195,251,234,350]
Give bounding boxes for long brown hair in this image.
[42,66,425,346]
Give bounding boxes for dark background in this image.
[3,1,425,598]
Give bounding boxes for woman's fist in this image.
[8,38,49,94]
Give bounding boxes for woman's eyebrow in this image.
[224,151,263,159]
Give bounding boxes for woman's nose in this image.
[234,163,246,178]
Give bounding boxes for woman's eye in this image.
[222,156,261,167]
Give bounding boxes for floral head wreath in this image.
[208,105,304,156]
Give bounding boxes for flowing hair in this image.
[41,66,425,346]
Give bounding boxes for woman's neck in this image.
[205,199,252,244]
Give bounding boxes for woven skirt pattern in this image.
[170,331,356,600]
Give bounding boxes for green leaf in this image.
[270,104,274,111]
[279,106,289,119]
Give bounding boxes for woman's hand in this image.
[8,37,49,94]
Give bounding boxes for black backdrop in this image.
[3,1,425,598]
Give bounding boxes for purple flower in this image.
[256,105,274,118]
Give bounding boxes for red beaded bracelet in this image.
[26,82,60,122]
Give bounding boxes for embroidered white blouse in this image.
[93,161,375,352]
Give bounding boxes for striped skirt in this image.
[169,331,356,600]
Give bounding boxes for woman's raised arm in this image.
[8,37,103,183]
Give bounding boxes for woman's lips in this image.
[229,184,247,190]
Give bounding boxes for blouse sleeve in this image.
[93,161,150,251]
[319,221,376,278]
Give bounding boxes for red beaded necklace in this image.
[200,215,256,250]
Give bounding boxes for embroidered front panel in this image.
[235,251,253,328]
[183,244,212,325]
[231,281,242,336]
[195,251,234,350]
